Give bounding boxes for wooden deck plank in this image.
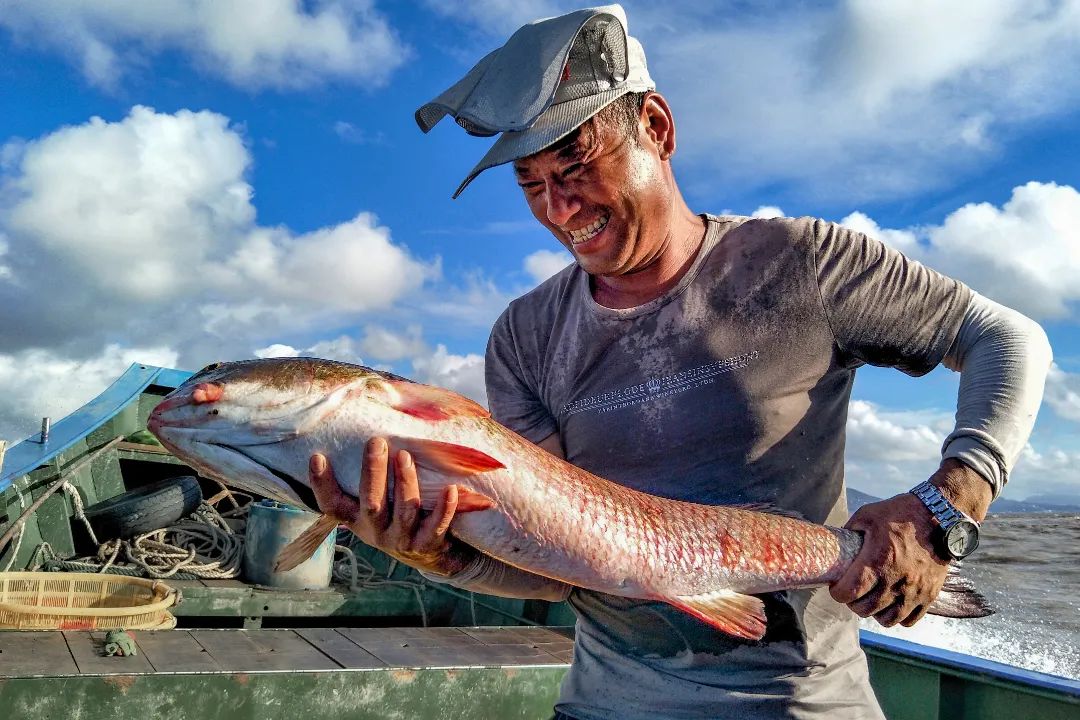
[136,630,223,673]
[189,629,340,671]
[338,626,481,649]
[0,631,79,677]
[63,631,156,675]
[294,628,386,669]
[341,627,566,667]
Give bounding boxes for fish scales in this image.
[149,357,993,640]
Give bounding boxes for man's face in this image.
[512,112,671,278]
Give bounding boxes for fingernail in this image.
[400,451,413,468]
[371,437,387,454]
[310,454,327,475]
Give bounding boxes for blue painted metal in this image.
[860,630,1080,698]
[0,363,193,494]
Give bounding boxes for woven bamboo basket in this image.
[0,572,179,630]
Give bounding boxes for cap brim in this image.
[452,88,629,199]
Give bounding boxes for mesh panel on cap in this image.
[555,18,629,103]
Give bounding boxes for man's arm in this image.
[830,292,1052,627]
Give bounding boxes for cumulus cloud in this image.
[0,0,408,90]
[412,345,487,406]
[845,399,949,465]
[253,336,365,365]
[0,106,434,357]
[839,182,1080,321]
[1045,364,1080,423]
[523,249,572,285]
[0,345,179,443]
[0,106,439,440]
[358,325,427,363]
[750,206,785,220]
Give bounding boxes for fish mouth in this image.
[209,442,319,511]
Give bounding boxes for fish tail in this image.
[273,514,339,573]
[926,564,995,619]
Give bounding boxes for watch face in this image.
[945,520,980,559]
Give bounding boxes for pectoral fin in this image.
[392,437,506,477]
[274,514,338,573]
[669,590,767,640]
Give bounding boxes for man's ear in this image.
[641,91,676,161]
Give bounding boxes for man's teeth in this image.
[568,215,609,244]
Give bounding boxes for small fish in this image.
[148,357,992,639]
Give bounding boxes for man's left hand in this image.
[829,458,992,628]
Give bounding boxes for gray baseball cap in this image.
[415,4,654,198]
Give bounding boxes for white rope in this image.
[2,525,23,571]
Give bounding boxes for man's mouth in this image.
[567,214,610,245]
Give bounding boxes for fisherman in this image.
[308,5,1052,719]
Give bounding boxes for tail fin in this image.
[927,564,995,618]
[274,514,338,573]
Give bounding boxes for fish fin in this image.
[455,486,497,512]
[926,564,995,618]
[415,482,497,513]
[382,380,490,420]
[669,590,768,640]
[392,437,506,477]
[274,514,338,573]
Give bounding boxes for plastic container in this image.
[0,572,179,630]
[242,501,335,590]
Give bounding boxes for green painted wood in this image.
[0,666,568,720]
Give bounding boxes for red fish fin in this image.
[393,437,506,477]
[454,486,497,512]
[274,514,338,573]
[669,590,767,640]
[384,380,490,420]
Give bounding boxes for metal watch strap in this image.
[910,480,966,531]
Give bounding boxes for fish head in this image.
[148,357,386,507]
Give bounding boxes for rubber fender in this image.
[84,476,203,540]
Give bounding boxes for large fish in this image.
[148,357,992,639]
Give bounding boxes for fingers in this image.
[309,453,360,523]
[390,450,422,551]
[361,438,391,528]
[418,483,458,543]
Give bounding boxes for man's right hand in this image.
[308,437,478,577]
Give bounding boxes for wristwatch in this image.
[909,480,981,561]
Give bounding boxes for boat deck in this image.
[0,626,573,719]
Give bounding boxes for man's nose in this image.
[544,182,581,228]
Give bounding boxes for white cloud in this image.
[0,0,409,91]
[1045,364,1080,423]
[333,121,386,145]
[846,399,948,465]
[0,106,434,360]
[412,345,487,406]
[253,336,364,365]
[839,182,1080,321]
[523,249,573,285]
[358,325,427,363]
[0,344,179,443]
[750,206,785,219]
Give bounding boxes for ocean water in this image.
[858,512,1080,681]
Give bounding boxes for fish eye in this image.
[210,409,219,415]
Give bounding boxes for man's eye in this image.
[519,182,543,192]
[562,163,583,178]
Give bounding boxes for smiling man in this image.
[308,5,1052,719]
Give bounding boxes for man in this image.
[308,6,1052,719]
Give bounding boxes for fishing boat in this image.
[1,363,1077,719]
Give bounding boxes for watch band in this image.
[909,480,970,531]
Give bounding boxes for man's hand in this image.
[830,458,992,628]
[308,437,479,577]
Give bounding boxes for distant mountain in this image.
[845,488,1080,515]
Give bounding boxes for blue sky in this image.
[0,1,1078,503]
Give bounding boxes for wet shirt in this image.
[485,215,971,720]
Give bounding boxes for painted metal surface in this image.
[0,363,192,494]
[861,630,1080,720]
